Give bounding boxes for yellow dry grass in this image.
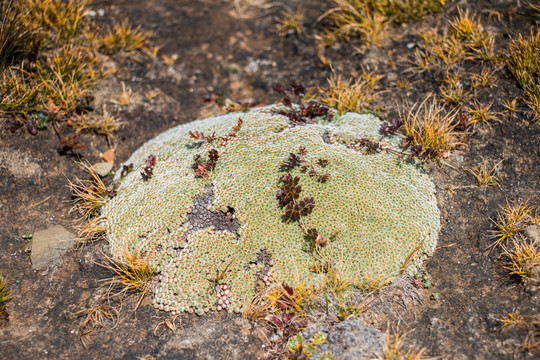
[401,96,459,160]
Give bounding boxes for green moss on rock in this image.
[102,105,440,314]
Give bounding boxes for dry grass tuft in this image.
[506,28,540,121]
[74,302,119,348]
[28,0,89,44]
[414,8,498,75]
[499,311,540,353]
[499,310,526,329]
[36,45,96,113]
[401,95,459,160]
[328,0,444,32]
[319,71,382,114]
[97,19,150,56]
[118,82,134,106]
[466,159,501,188]
[466,101,499,127]
[68,161,112,245]
[503,98,518,117]
[74,109,123,137]
[100,250,155,310]
[69,161,110,219]
[78,215,107,245]
[324,1,392,49]
[449,7,498,61]
[524,82,540,121]
[319,263,386,320]
[507,28,540,89]
[0,274,12,314]
[490,201,536,249]
[377,330,431,360]
[277,7,304,37]
[450,7,484,45]
[312,260,388,320]
[440,73,466,105]
[243,259,386,324]
[471,68,495,89]
[266,282,317,318]
[1,0,154,134]
[317,0,444,61]
[0,1,40,68]
[0,67,40,114]
[501,235,540,286]
[242,286,275,322]
[414,29,467,72]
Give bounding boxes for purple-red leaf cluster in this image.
[276,174,315,220]
[399,136,440,161]
[141,155,156,182]
[189,130,216,143]
[309,170,330,182]
[275,283,295,310]
[4,118,37,135]
[59,134,85,151]
[193,149,219,178]
[120,163,133,178]
[276,174,302,204]
[455,113,471,131]
[280,147,330,182]
[284,196,315,220]
[345,137,383,153]
[280,152,302,171]
[188,119,243,145]
[410,144,439,160]
[380,117,404,135]
[270,311,295,328]
[272,83,333,126]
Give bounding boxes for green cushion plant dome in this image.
[102,104,440,315]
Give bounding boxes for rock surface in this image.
[525,224,540,245]
[157,316,266,359]
[92,162,114,177]
[0,147,42,179]
[300,319,385,359]
[30,225,78,270]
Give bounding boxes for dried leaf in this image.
[103,149,115,163]
[232,118,243,133]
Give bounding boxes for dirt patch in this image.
[0,147,42,179]
[183,186,241,241]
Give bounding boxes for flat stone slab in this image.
[31,225,78,270]
[92,162,114,177]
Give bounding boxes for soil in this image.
[1,0,539,359]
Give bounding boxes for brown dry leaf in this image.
[103,149,115,163]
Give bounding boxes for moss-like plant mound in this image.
[103,105,440,314]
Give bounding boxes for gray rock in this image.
[30,225,78,270]
[362,45,387,67]
[300,319,385,359]
[157,315,267,359]
[525,224,540,245]
[386,72,398,84]
[92,162,113,177]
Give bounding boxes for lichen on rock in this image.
[102,105,440,314]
